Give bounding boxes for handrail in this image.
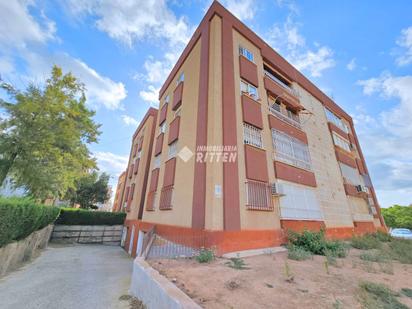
[269,105,301,129]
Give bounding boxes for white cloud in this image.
[121,115,139,127]
[223,0,257,21]
[396,26,412,66]
[266,16,335,78]
[355,73,412,205]
[346,58,356,71]
[23,51,127,110]
[0,0,56,50]
[139,85,160,106]
[94,151,128,178]
[64,0,192,48]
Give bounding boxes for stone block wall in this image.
[51,225,123,245]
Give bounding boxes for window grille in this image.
[243,123,263,148]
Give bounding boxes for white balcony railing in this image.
[264,70,300,98]
[269,105,301,129]
[273,151,312,171]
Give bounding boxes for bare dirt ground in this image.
[149,249,412,309]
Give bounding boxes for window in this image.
[240,80,258,99]
[243,123,263,148]
[325,107,349,133]
[168,140,178,159]
[268,97,301,128]
[159,121,167,134]
[272,129,311,171]
[174,107,181,117]
[165,94,170,104]
[177,72,184,84]
[137,150,143,159]
[245,180,273,210]
[153,155,161,169]
[279,183,322,220]
[332,133,351,152]
[339,163,361,185]
[239,46,254,62]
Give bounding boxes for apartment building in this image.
[112,171,126,212]
[117,1,385,256]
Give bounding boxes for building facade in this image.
[112,171,126,212]
[117,1,385,256]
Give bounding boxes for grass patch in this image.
[386,239,412,264]
[360,250,388,263]
[359,281,407,309]
[288,230,348,257]
[287,245,313,261]
[401,288,412,298]
[225,257,249,270]
[195,248,214,263]
[351,234,382,250]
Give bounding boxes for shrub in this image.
[288,230,348,257]
[287,245,313,261]
[195,248,214,263]
[0,197,60,247]
[373,231,392,242]
[351,234,381,250]
[401,288,412,298]
[359,281,407,309]
[55,208,126,225]
[225,257,249,269]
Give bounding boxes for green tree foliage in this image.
[0,66,100,200]
[382,205,412,229]
[65,172,110,209]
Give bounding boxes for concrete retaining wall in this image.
[130,257,201,309]
[0,224,53,277]
[51,225,123,245]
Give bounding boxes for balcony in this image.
[273,151,312,172]
[264,70,299,97]
[268,104,301,129]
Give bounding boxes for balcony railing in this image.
[273,151,312,171]
[264,70,299,98]
[269,104,301,129]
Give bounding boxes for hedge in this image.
[55,208,126,226]
[0,197,60,247]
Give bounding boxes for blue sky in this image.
[0,0,411,207]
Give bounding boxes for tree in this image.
[0,66,101,201]
[65,172,110,209]
[381,205,412,229]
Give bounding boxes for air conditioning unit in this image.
[355,185,368,193]
[271,183,285,196]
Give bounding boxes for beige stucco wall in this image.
[296,86,354,228]
[232,29,282,230]
[204,16,224,231]
[142,38,201,227]
[126,115,155,221]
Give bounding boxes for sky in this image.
[0,0,411,207]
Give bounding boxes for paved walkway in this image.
[0,244,133,309]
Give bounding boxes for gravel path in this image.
[0,244,133,309]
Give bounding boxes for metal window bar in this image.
[159,186,173,210]
[245,180,274,211]
[243,123,263,148]
[271,129,312,171]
